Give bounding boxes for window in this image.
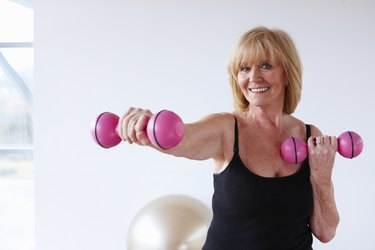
[0,0,34,249]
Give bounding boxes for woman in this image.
[119,27,340,249]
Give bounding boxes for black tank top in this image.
[203,118,314,250]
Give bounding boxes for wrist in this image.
[310,175,333,187]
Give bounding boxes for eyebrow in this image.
[240,59,274,66]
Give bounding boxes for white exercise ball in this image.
[127,195,212,250]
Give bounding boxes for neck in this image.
[245,105,287,131]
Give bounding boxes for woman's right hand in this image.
[117,107,153,146]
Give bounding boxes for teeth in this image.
[250,87,269,93]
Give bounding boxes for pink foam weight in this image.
[146,110,185,149]
[280,137,308,164]
[91,112,122,148]
[337,131,363,158]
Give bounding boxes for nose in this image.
[249,67,261,82]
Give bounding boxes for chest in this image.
[237,127,303,178]
[213,157,313,218]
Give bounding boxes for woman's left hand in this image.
[307,135,338,184]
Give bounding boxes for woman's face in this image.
[237,58,286,111]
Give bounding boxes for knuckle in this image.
[135,130,144,140]
[127,107,135,114]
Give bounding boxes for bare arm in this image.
[118,107,233,161]
[308,125,340,243]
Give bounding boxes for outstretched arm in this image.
[117,107,233,161]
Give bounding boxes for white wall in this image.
[34,0,375,249]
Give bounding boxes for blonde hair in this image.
[228,27,302,114]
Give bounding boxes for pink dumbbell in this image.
[91,110,185,149]
[280,131,364,164]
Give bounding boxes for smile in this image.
[250,87,270,93]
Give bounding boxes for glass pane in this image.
[2,48,33,91]
[0,48,33,147]
[0,1,34,249]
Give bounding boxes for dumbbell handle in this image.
[281,131,364,164]
[91,110,184,149]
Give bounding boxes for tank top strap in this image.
[233,116,239,153]
[305,124,311,142]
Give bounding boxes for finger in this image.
[329,136,338,151]
[127,108,151,144]
[127,114,141,144]
[135,114,151,145]
[318,136,326,146]
[307,136,315,146]
[121,107,137,143]
[118,110,129,141]
[307,136,317,150]
[324,135,335,146]
[314,137,322,146]
[330,135,338,146]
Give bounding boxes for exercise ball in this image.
[127,195,212,250]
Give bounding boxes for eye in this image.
[260,62,272,70]
[240,66,251,73]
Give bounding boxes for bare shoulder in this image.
[173,112,236,161]
[200,112,237,159]
[202,112,237,170]
[309,124,323,137]
[191,112,235,133]
[198,112,235,124]
[288,115,323,139]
